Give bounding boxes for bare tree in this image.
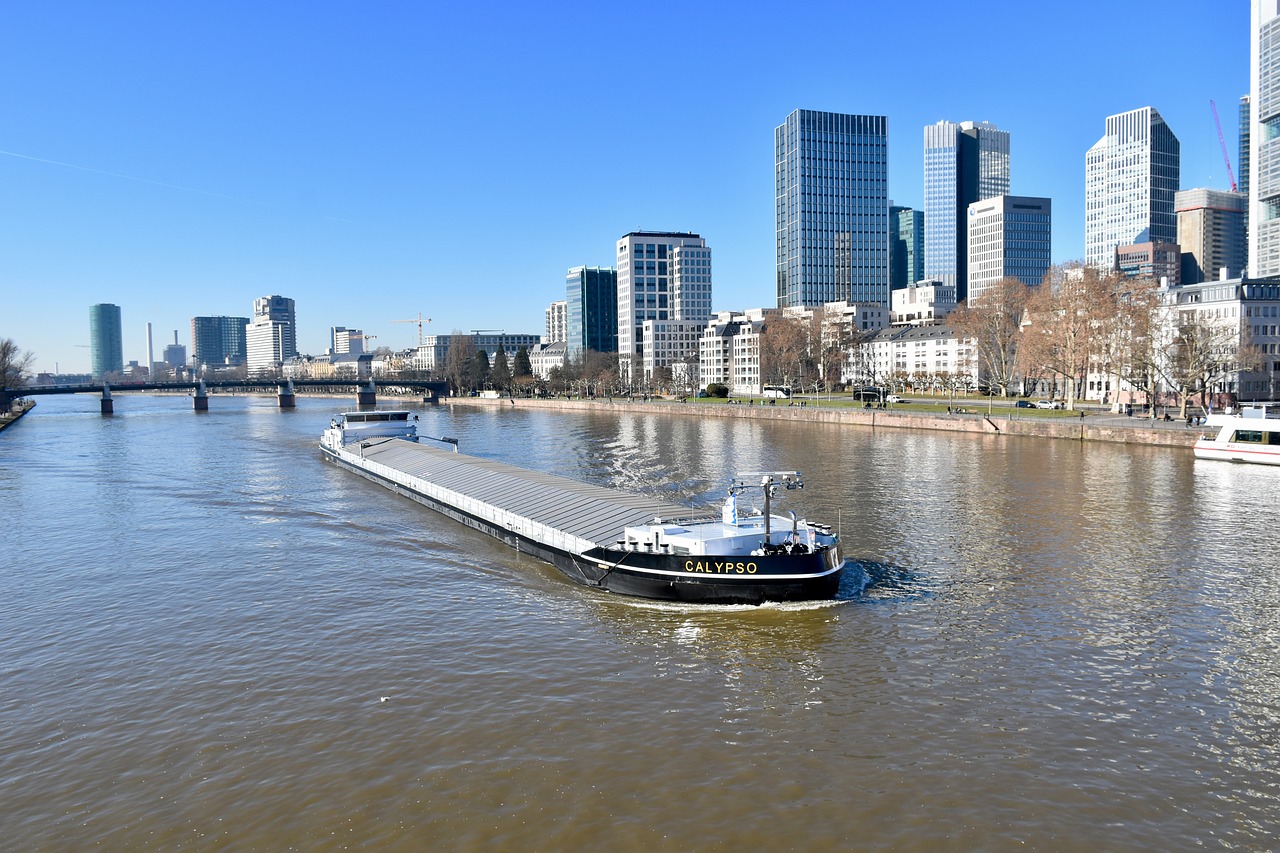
[759,313,814,389]
[1109,277,1164,417]
[1018,264,1106,410]
[1,338,35,395]
[948,276,1029,397]
[816,306,856,390]
[1160,307,1262,417]
[444,332,476,395]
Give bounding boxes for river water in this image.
[2,394,1279,850]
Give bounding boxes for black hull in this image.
[324,448,844,605]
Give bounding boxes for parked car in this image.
[1014,400,1034,408]
[1035,400,1063,409]
[885,394,906,404]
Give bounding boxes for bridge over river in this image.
[2,378,449,413]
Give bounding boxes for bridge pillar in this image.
[357,379,376,407]
[278,379,296,408]
[193,380,209,411]
[100,384,113,415]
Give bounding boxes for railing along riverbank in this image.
[446,395,1201,450]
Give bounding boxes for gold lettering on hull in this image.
[682,560,758,574]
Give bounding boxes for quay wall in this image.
[446,396,1200,450]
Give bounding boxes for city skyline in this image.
[1,1,1250,375]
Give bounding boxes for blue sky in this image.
[1,1,1250,376]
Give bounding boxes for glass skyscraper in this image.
[191,316,249,367]
[1251,1,1280,276]
[565,266,617,357]
[923,120,1010,301]
[1240,94,1251,262]
[1084,107,1180,272]
[88,303,123,380]
[775,109,889,308]
[890,206,924,290]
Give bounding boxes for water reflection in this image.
[8,396,1280,849]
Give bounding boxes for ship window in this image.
[1232,430,1265,443]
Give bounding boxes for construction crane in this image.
[391,313,431,348]
[1210,99,1238,193]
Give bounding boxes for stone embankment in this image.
[448,396,1200,450]
[0,399,35,433]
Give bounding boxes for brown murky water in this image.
[3,394,1278,849]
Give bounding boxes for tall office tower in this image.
[1084,107,1180,272]
[1251,1,1280,275]
[923,120,1010,301]
[245,295,297,374]
[1240,95,1251,264]
[191,316,250,367]
[88,303,124,379]
[565,266,617,357]
[966,195,1052,299]
[775,109,889,309]
[1176,188,1246,283]
[616,231,711,380]
[545,300,567,343]
[890,206,924,289]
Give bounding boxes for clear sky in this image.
[1,1,1251,376]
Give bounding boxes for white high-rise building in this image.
[966,195,1052,299]
[1251,0,1280,276]
[330,327,365,355]
[923,120,1010,300]
[545,300,567,344]
[1085,107,1180,272]
[616,231,711,381]
[245,295,297,375]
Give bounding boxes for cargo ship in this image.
[320,411,845,604]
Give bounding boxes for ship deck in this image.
[349,438,716,551]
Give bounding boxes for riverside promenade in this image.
[448,395,1201,450]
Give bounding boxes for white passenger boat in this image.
[320,411,845,603]
[1193,406,1280,465]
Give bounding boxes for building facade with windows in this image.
[1085,107,1180,271]
[545,301,567,344]
[1176,188,1246,284]
[868,324,978,390]
[890,281,958,325]
[616,232,711,381]
[924,120,1010,300]
[565,266,617,357]
[245,295,297,375]
[89,303,124,379]
[775,109,889,309]
[330,327,366,356]
[1115,242,1182,285]
[1251,1,1280,275]
[699,309,776,395]
[1166,276,1280,402]
[890,206,924,290]
[191,316,249,368]
[409,332,541,373]
[966,195,1052,299]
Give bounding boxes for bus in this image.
[852,386,884,402]
[762,385,792,399]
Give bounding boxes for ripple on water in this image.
[3,397,1280,848]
